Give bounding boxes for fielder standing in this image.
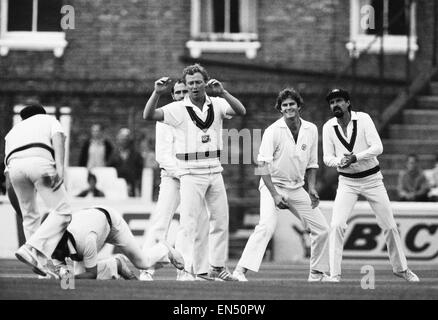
[233,88,330,282]
[144,64,246,281]
[322,88,419,282]
[4,104,72,277]
[140,79,210,281]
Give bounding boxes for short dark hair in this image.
[275,88,304,112]
[20,104,46,120]
[171,79,185,94]
[326,89,350,104]
[407,153,418,161]
[182,64,209,82]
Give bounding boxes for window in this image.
[346,0,418,60]
[186,0,260,59]
[0,0,67,57]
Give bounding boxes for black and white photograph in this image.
[0,0,437,310]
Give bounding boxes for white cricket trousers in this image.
[103,207,169,270]
[238,185,330,273]
[8,157,72,258]
[330,174,408,276]
[142,174,209,274]
[176,172,229,273]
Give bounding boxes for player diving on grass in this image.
[47,206,184,280]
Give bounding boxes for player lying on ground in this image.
[49,206,184,280]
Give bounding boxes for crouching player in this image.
[50,206,184,280]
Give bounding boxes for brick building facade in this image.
[1,1,437,209]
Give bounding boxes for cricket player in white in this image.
[144,64,246,281]
[50,206,184,280]
[232,88,330,282]
[4,105,72,277]
[322,88,419,282]
[140,80,210,281]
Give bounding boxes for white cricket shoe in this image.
[208,267,238,281]
[324,275,341,282]
[394,269,420,282]
[195,273,215,281]
[15,244,48,277]
[232,270,248,282]
[139,270,154,281]
[177,270,196,281]
[307,270,331,282]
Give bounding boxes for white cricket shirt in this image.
[322,111,383,175]
[161,94,232,175]
[258,117,319,190]
[155,121,178,176]
[67,208,111,268]
[4,114,64,165]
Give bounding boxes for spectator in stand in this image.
[76,172,105,198]
[108,128,143,197]
[397,154,430,201]
[79,123,113,169]
[426,154,438,201]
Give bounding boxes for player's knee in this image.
[383,226,399,235]
[255,223,275,239]
[330,223,346,234]
[317,227,330,239]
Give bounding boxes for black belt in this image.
[5,143,54,165]
[338,165,380,179]
[176,150,221,161]
[94,207,113,229]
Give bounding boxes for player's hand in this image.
[207,79,225,96]
[338,153,357,169]
[308,188,320,209]
[273,194,289,210]
[154,77,172,95]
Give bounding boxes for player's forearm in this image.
[75,265,97,279]
[75,271,97,279]
[306,168,318,192]
[323,154,342,167]
[355,144,383,161]
[261,174,279,198]
[52,133,66,175]
[143,91,161,120]
[220,90,246,115]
